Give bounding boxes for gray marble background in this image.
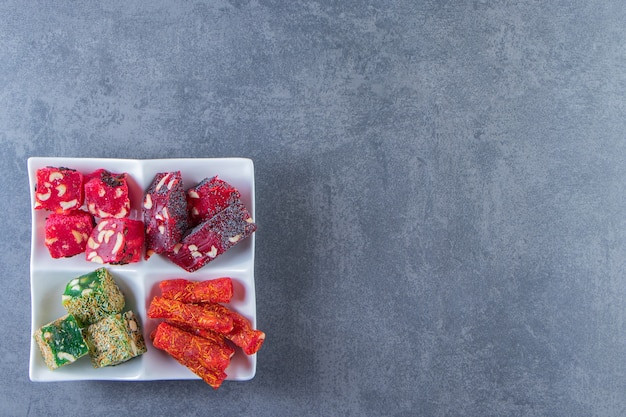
[2,1,625,416]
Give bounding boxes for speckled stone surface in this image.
[2,1,626,416]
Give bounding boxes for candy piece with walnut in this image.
[34,167,83,213]
[143,171,189,258]
[44,210,95,258]
[186,176,241,227]
[85,218,144,265]
[166,202,256,272]
[84,169,131,219]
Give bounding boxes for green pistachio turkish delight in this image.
[34,314,88,370]
[61,267,125,326]
[84,310,147,368]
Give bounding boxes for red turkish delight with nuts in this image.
[143,171,189,258]
[44,210,95,258]
[186,176,241,227]
[86,218,144,265]
[34,167,83,213]
[166,202,256,272]
[84,169,131,219]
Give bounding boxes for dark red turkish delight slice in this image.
[44,210,95,258]
[84,169,131,219]
[166,202,256,272]
[143,171,189,258]
[34,167,83,213]
[86,218,144,265]
[186,176,241,227]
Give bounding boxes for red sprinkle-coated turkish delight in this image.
[186,176,241,227]
[84,169,131,219]
[200,302,265,355]
[147,296,234,334]
[85,218,144,265]
[162,320,235,357]
[166,202,256,272]
[143,171,189,258]
[44,210,95,258]
[34,167,83,213]
[151,322,232,389]
[159,278,233,304]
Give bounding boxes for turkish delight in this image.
[61,268,125,326]
[166,202,256,272]
[147,296,234,334]
[161,321,235,359]
[33,314,88,370]
[200,302,265,355]
[151,322,232,389]
[158,277,233,304]
[86,218,144,265]
[84,311,147,368]
[186,176,241,227]
[143,171,189,258]
[84,169,131,219]
[34,166,83,213]
[44,210,95,258]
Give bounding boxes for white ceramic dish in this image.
[28,157,257,382]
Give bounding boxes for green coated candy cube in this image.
[61,267,125,326]
[84,310,147,368]
[34,314,88,370]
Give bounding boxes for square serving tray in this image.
[28,157,257,382]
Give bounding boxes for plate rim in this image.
[27,156,257,383]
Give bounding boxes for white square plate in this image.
[28,157,257,382]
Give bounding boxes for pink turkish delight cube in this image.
[84,169,131,219]
[86,218,144,265]
[34,167,83,213]
[44,210,95,258]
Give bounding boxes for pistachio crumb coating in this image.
[61,267,125,326]
[84,311,147,368]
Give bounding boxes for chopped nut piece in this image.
[37,191,51,201]
[90,255,104,264]
[87,237,99,249]
[55,184,67,197]
[156,173,170,191]
[103,229,115,244]
[49,172,64,181]
[59,199,78,210]
[71,230,84,244]
[111,232,124,254]
[143,194,153,209]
